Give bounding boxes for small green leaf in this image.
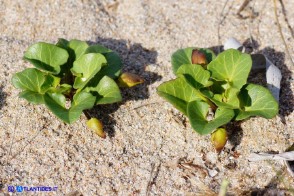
[49,92,67,106]
[56,39,90,78]
[209,79,227,94]
[44,91,96,124]
[71,53,107,89]
[57,39,89,61]
[171,47,216,74]
[157,77,203,115]
[47,75,61,88]
[176,64,213,89]
[211,87,240,109]
[187,101,234,135]
[56,38,69,49]
[207,49,252,89]
[200,89,214,98]
[19,91,44,104]
[12,68,53,94]
[85,46,122,79]
[67,40,89,60]
[235,84,279,120]
[85,44,111,54]
[44,93,68,121]
[96,52,122,80]
[24,42,69,74]
[85,76,122,104]
[71,91,96,113]
[48,84,72,94]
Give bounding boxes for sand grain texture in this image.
[0,0,293,195]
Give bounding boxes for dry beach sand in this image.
[0,0,293,195]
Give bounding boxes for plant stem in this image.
[195,91,217,111]
[83,110,91,120]
[218,179,230,196]
[205,97,217,111]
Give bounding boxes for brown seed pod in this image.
[211,128,227,153]
[191,49,207,66]
[86,118,106,138]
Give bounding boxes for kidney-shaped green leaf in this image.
[100,52,122,78]
[71,53,107,89]
[67,39,89,60]
[211,87,240,109]
[12,68,58,104]
[235,84,279,120]
[12,68,51,93]
[85,76,122,104]
[176,64,213,89]
[70,91,96,115]
[24,42,69,74]
[19,91,44,104]
[171,47,216,74]
[85,44,111,54]
[157,77,204,115]
[85,45,122,79]
[187,101,235,135]
[57,39,89,61]
[207,49,252,89]
[44,91,96,124]
[48,84,72,95]
[44,93,69,122]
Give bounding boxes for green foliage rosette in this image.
[12,39,143,125]
[157,48,278,135]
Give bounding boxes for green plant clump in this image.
[12,39,143,125]
[157,48,278,135]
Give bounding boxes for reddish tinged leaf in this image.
[191,49,207,66]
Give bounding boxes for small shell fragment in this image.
[223,37,243,51]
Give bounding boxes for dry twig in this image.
[273,0,294,67]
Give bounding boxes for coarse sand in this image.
[0,0,293,195]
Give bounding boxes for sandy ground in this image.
[0,0,293,195]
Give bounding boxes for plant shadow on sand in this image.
[243,38,294,123]
[241,167,294,195]
[86,37,161,137]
